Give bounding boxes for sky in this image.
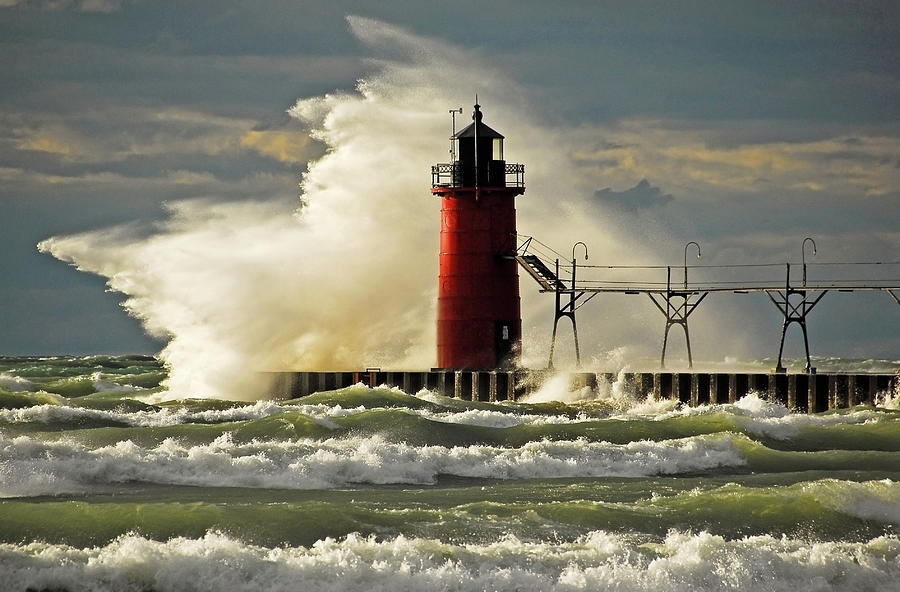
[2,1,899,391]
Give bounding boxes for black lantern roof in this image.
[452,104,504,140]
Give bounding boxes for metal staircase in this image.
[515,254,566,292]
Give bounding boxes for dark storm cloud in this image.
[498,2,900,124]
[593,179,673,212]
[5,1,899,123]
[0,146,298,186]
[0,0,123,11]
[2,40,364,116]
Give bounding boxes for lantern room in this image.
[451,104,505,187]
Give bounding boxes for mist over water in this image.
[37,17,651,399]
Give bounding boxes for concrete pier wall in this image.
[268,370,899,412]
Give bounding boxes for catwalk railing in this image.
[515,234,900,372]
[431,162,525,188]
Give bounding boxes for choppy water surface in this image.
[1,356,899,591]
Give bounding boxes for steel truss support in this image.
[888,290,900,307]
[547,258,597,369]
[647,266,708,369]
[766,263,828,374]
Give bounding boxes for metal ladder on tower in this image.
[514,253,566,292]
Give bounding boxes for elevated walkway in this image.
[514,234,900,372]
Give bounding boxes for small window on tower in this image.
[493,138,503,160]
[502,325,509,340]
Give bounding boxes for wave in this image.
[0,432,749,496]
[4,388,899,458]
[6,422,900,498]
[802,478,900,526]
[635,479,900,539]
[1,478,896,549]
[2,530,898,592]
[0,356,165,401]
[0,372,37,393]
[1,400,289,428]
[0,390,67,410]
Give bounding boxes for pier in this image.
[268,108,899,414]
[269,370,898,412]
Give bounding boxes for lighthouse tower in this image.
[431,104,526,369]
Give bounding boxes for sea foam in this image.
[0,373,37,392]
[0,432,746,496]
[0,400,359,428]
[2,530,898,592]
[806,478,900,526]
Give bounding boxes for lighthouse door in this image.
[495,321,514,368]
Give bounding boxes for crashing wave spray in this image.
[38,17,650,399]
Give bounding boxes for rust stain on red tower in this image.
[431,104,526,369]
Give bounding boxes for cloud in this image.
[5,106,321,179]
[593,179,673,212]
[14,124,101,160]
[567,120,900,203]
[77,0,121,12]
[663,143,806,175]
[0,0,122,10]
[17,130,78,156]
[240,129,313,164]
[9,109,243,163]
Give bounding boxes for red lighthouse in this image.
[431,104,526,369]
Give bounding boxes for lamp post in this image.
[683,241,701,290]
[572,241,588,265]
[571,241,588,368]
[802,237,817,287]
[571,241,588,308]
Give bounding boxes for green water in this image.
[1,356,898,591]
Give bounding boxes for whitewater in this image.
[1,355,899,591]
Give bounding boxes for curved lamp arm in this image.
[802,237,817,287]
[683,241,701,289]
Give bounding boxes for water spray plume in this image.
[38,16,652,399]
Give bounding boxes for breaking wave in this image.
[3,530,899,592]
